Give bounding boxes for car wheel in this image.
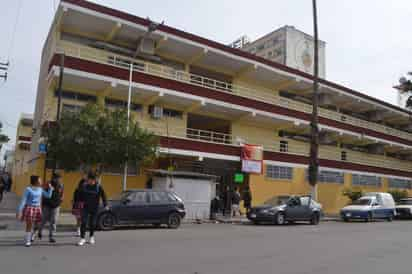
[98,212,116,231]
[152,223,162,228]
[365,212,372,222]
[387,213,393,222]
[167,213,181,229]
[310,213,320,225]
[343,217,349,222]
[275,212,285,225]
[252,221,260,225]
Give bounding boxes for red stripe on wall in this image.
[49,54,412,148]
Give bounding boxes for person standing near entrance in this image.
[36,173,64,243]
[77,173,108,246]
[243,187,252,214]
[231,188,241,217]
[17,175,53,247]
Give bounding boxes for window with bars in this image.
[148,105,183,119]
[279,140,288,153]
[305,170,344,184]
[266,165,293,180]
[388,178,412,189]
[105,98,142,112]
[341,151,347,161]
[54,90,97,102]
[62,104,84,113]
[352,174,381,187]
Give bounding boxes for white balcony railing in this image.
[134,120,412,173]
[55,41,412,144]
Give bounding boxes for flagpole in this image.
[122,62,133,191]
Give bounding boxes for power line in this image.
[7,0,24,62]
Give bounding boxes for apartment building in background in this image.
[13,0,412,214]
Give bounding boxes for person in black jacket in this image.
[72,174,87,236]
[243,187,252,214]
[35,173,64,243]
[77,173,107,246]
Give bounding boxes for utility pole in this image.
[0,61,9,81]
[51,54,65,174]
[308,0,320,200]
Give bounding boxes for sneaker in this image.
[31,233,36,242]
[25,241,31,247]
[88,236,95,245]
[77,238,86,246]
[49,237,56,243]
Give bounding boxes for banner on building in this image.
[241,144,263,174]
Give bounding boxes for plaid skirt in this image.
[21,206,42,224]
[72,202,84,218]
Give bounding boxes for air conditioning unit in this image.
[151,105,163,119]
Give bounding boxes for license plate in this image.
[346,213,351,217]
[250,214,256,218]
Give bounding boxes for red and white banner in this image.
[241,144,263,174]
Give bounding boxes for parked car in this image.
[340,192,395,222]
[247,195,322,225]
[97,190,186,230]
[395,198,412,219]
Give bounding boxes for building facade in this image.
[241,25,326,78]
[15,0,412,214]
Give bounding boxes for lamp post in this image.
[308,0,320,200]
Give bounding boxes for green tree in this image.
[0,122,10,151]
[342,188,363,203]
[43,104,158,175]
[395,72,412,109]
[387,189,408,203]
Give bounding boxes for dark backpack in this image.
[43,183,63,208]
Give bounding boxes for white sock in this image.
[25,232,32,243]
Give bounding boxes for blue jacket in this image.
[17,186,53,213]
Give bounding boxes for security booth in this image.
[147,169,218,220]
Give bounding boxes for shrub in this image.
[342,188,363,202]
[388,189,408,203]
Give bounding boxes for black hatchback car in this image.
[97,190,186,230]
[247,195,322,225]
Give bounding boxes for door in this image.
[118,191,148,224]
[147,191,173,222]
[285,197,311,220]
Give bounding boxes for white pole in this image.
[122,62,133,191]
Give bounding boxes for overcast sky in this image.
[1,0,411,159]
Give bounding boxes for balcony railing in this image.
[135,121,412,173]
[55,41,412,144]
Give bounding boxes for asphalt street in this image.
[1,220,412,274]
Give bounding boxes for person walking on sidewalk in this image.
[36,173,64,243]
[16,175,53,247]
[72,174,87,236]
[243,187,252,214]
[77,173,108,246]
[231,188,242,217]
[0,174,5,203]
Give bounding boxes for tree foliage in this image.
[387,189,408,203]
[43,104,158,173]
[342,187,363,203]
[0,121,10,146]
[395,72,412,109]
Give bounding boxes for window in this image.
[341,151,347,161]
[105,98,142,112]
[148,105,183,119]
[352,174,381,187]
[62,104,83,113]
[305,170,344,184]
[131,192,147,204]
[149,192,169,203]
[54,90,96,102]
[266,165,293,180]
[388,178,412,189]
[280,140,288,153]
